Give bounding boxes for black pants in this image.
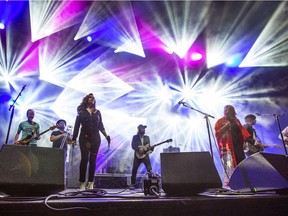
[79,133,101,182]
[131,154,152,185]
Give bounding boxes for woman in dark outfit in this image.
[72,93,110,190]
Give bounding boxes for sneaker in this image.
[87,182,94,190]
[79,182,86,190]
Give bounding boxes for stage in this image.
[1,187,288,216]
[1,146,288,215]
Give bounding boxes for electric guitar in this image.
[244,142,281,154]
[136,139,173,159]
[17,125,57,145]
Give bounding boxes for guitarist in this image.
[130,124,153,190]
[278,126,288,147]
[14,109,41,146]
[243,114,263,156]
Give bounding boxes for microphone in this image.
[178,101,185,105]
[21,85,26,91]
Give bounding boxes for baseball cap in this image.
[56,119,66,125]
[137,124,147,129]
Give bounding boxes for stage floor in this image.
[1,187,288,216]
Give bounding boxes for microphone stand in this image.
[4,85,26,145]
[181,102,215,160]
[257,113,287,156]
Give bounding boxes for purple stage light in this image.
[190,52,203,61]
[0,23,5,30]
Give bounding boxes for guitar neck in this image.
[152,139,172,147]
[34,126,56,137]
[39,128,51,136]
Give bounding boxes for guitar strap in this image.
[140,135,144,146]
[31,122,35,135]
[253,127,262,142]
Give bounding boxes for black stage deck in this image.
[1,188,288,216]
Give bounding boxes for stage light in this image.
[0,23,5,30]
[114,41,145,58]
[190,52,203,61]
[147,1,210,59]
[86,36,92,42]
[29,1,88,41]
[75,1,145,58]
[240,1,288,67]
[226,54,242,67]
[206,2,268,68]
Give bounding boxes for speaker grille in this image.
[0,145,65,196]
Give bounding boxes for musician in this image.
[243,114,262,156]
[130,124,153,190]
[72,93,110,190]
[215,105,257,186]
[50,119,71,151]
[278,126,288,147]
[14,109,40,146]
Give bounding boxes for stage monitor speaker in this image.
[229,152,288,192]
[160,152,222,196]
[0,144,65,196]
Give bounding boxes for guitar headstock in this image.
[50,125,57,130]
[275,144,282,148]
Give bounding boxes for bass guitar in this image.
[136,139,173,159]
[18,125,57,145]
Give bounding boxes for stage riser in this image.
[94,174,143,189]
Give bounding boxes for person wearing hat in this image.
[130,124,153,189]
[50,119,70,150]
[243,114,280,156]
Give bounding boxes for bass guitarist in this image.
[242,114,282,156]
[130,124,153,190]
[14,109,41,147]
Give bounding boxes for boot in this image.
[79,182,86,190]
[87,181,94,190]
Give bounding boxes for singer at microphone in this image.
[215,105,254,186]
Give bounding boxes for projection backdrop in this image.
[1,1,288,180]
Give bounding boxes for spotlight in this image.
[226,54,242,67]
[190,52,203,61]
[0,23,5,30]
[86,36,92,42]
